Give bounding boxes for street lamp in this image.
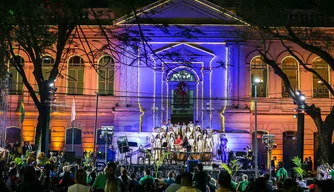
[253,77,262,178]
[294,90,306,161]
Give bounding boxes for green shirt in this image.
[139,175,155,186]
[237,180,249,192]
[276,168,288,182]
[93,173,107,190]
[330,170,334,180]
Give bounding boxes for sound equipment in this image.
[117,136,130,154]
[95,159,106,171]
[187,160,200,172]
[64,151,76,163]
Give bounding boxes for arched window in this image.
[312,58,329,98]
[281,57,298,98]
[67,56,84,95]
[8,56,24,95]
[250,56,267,97]
[42,55,54,80]
[98,56,114,95]
[65,127,82,144]
[169,70,196,81]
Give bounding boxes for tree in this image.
[0,0,198,153]
[218,0,334,163]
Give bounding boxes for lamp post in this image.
[93,92,99,156]
[295,91,305,161]
[253,78,262,178]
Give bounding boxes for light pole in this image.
[93,92,99,156]
[294,91,305,161]
[253,78,262,178]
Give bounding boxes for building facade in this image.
[3,0,334,166]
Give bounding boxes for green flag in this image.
[20,102,25,123]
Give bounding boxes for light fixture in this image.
[300,95,306,101]
[254,78,262,84]
[49,83,54,87]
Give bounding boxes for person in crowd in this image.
[139,168,155,186]
[216,171,232,192]
[128,173,139,192]
[309,178,318,192]
[262,173,273,192]
[276,162,288,183]
[207,175,216,192]
[270,156,277,177]
[26,151,36,165]
[16,166,42,192]
[119,169,130,192]
[131,184,147,192]
[59,165,75,190]
[165,174,182,192]
[164,171,175,186]
[314,179,334,192]
[236,174,248,192]
[92,167,108,192]
[6,167,18,191]
[0,177,10,192]
[176,172,200,192]
[296,176,306,188]
[36,152,49,168]
[193,163,208,192]
[67,169,91,192]
[105,162,122,192]
[329,164,334,180]
[282,178,299,192]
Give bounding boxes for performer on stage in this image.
[196,136,203,153]
[185,127,192,139]
[161,121,167,132]
[212,131,220,157]
[161,134,168,148]
[188,134,195,152]
[188,121,194,133]
[195,127,202,140]
[202,129,208,139]
[181,122,187,136]
[246,146,253,169]
[195,121,201,131]
[166,119,172,132]
[174,134,183,151]
[154,134,162,160]
[168,134,175,150]
[205,134,213,152]
[220,134,228,163]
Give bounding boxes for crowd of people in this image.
[0,146,334,192]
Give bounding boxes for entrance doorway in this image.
[252,131,268,169]
[171,89,194,124]
[283,131,297,173]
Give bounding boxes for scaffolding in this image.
[0,72,10,147]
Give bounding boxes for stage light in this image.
[293,114,297,118]
[300,95,305,101]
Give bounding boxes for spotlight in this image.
[295,90,301,96]
[300,95,306,101]
[293,114,297,118]
[49,83,54,87]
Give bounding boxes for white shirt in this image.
[67,184,90,192]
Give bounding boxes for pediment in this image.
[154,43,215,63]
[115,0,247,25]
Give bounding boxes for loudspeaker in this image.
[187,160,200,172]
[117,136,129,154]
[64,151,76,163]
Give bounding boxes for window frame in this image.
[65,127,82,145]
[97,55,115,96]
[8,56,24,95]
[250,56,268,97]
[312,57,329,98]
[281,57,299,98]
[67,56,85,95]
